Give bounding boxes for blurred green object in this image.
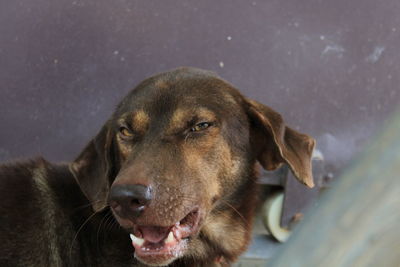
[268,108,400,267]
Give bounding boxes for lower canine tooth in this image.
[165,231,175,244]
[130,234,145,246]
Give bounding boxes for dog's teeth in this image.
[130,234,145,246]
[165,231,175,244]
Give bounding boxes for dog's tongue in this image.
[139,226,171,243]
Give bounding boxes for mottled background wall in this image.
[1,0,399,175]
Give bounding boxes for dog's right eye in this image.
[191,122,212,132]
[119,127,134,139]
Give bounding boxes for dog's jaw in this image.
[116,208,203,266]
[130,230,188,266]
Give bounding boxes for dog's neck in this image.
[41,162,132,266]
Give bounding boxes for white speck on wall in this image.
[294,22,300,28]
[113,50,119,55]
[227,36,232,41]
[252,1,257,6]
[320,35,325,40]
[219,61,224,68]
[392,27,397,32]
[366,46,385,63]
[321,45,345,56]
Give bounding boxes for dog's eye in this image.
[119,127,134,138]
[191,122,211,132]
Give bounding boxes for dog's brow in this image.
[131,110,150,132]
[170,108,188,126]
[154,79,169,89]
[167,108,216,133]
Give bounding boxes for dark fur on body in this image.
[0,159,133,266]
[0,67,315,266]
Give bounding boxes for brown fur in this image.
[0,67,315,266]
[131,110,150,134]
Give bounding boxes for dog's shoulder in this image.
[0,157,84,203]
[0,158,82,266]
[0,158,135,266]
[0,157,50,205]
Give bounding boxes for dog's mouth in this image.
[128,208,201,265]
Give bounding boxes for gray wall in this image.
[1,0,399,174]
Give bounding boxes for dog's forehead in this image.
[117,69,241,118]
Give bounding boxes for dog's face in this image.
[71,67,315,266]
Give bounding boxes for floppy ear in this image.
[69,122,116,212]
[245,99,315,188]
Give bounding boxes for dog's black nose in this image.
[109,184,152,218]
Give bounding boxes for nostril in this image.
[129,198,145,209]
[109,184,152,218]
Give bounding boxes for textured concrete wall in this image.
[1,1,399,174]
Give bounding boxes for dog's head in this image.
[70,67,315,266]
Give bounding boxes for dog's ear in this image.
[70,122,116,211]
[245,98,315,187]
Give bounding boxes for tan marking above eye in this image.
[131,110,150,133]
[133,110,149,126]
[168,108,217,134]
[154,79,169,89]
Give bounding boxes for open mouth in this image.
[128,208,201,265]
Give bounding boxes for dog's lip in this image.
[128,208,201,264]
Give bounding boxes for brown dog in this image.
[0,67,314,266]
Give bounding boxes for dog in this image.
[0,67,315,266]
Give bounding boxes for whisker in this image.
[109,218,120,231]
[70,200,102,214]
[96,212,111,255]
[103,212,116,231]
[219,200,248,227]
[69,211,99,260]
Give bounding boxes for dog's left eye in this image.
[119,127,134,138]
[191,122,211,132]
